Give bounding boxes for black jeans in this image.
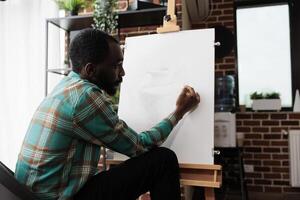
[73,147,181,200]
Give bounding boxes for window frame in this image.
[234,0,297,111]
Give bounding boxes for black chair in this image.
[0,161,36,200]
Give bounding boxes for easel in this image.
[156,0,180,33]
[104,1,222,199]
[158,0,222,198]
[106,159,222,200]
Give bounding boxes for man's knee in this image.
[152,147,179,165]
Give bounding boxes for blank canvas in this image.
[117,29,215,164]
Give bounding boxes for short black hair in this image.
[69,28,119,73]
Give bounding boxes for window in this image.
[236,3,292,108]
[0,0,60,170]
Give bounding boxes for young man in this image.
[15,28,200,200]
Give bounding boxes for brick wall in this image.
[237,112,300,194]
[191,0,235,77]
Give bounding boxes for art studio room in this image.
[0,0,300,199]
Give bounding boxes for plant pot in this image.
[67,9,79,16]
[252,99,281,111]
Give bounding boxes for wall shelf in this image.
[47,1,166,31]
[45,1,167,94]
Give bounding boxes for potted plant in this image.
[55,0,86,16]
[250,91,281,111]
[92,0,118,33]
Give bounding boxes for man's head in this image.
[69,28,124,96]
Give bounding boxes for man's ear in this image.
[81,63,95,78]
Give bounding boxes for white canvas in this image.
[117,29,215,164]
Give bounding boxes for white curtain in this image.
[0,0,61,170]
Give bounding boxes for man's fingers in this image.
[184,86,196,97]
[182,86,189,95]
[196,93,200,102]
[190,87,196,95]
[187,86,194,95]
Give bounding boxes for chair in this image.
[0,161,36,200]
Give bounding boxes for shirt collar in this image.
[68,71,105,95]
[68,71,81,79]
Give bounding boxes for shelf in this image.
[47,68,72,76]
[47,1,166,31]
[45,1,166,95]
[47,15,94,31]
[118,7,166,28]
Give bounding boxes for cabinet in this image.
[45,1,167,95]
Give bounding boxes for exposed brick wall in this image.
[237,112,300,194]
[191,0,235,77]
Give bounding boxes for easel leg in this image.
[204,187,215,200]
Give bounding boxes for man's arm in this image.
[73,86,200,157]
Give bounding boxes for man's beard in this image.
[104,85,118,96]
[99,80,122,96]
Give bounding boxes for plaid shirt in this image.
[15,71,177,200]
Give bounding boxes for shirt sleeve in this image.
[73,86,178,157]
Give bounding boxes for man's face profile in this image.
[93,42,125,96]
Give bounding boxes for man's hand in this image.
[174,86,200,121]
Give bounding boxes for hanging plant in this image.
[92,0,118,33]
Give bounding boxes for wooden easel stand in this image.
[107,160,222,200]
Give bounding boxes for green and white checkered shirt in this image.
[15,71,177,200]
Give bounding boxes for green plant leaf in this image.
[250,91,280,99]
[92,0,118,33]
[250,92,264,99]
[265,92,280,99]
[55,0,86,12]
